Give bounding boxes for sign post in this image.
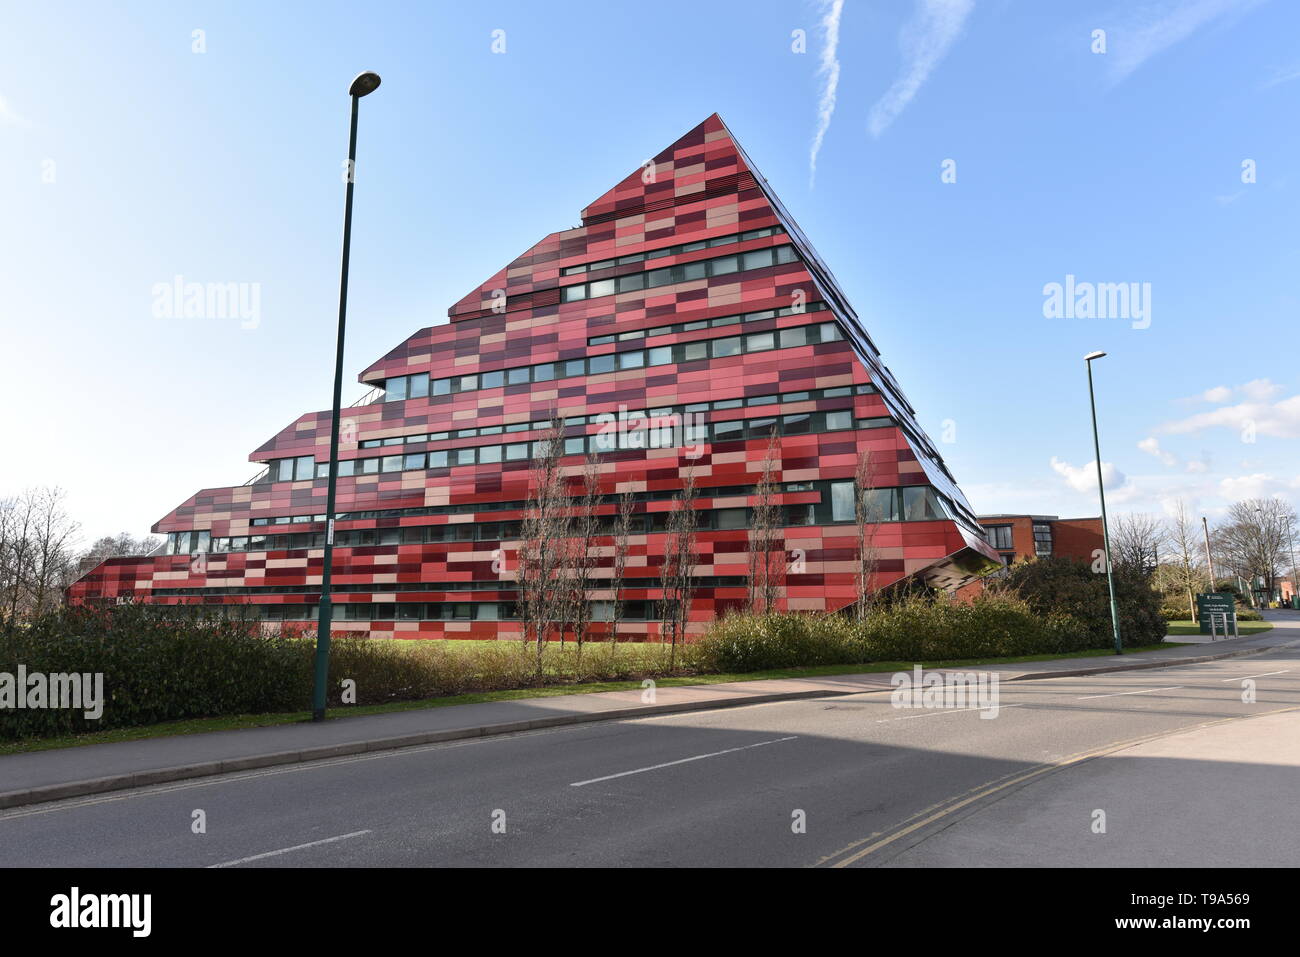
[1196,592,1237,637]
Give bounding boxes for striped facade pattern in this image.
[68,115,999,639]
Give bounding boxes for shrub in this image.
[998,557,1165,648]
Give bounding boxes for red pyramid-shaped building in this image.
[70,114,999,637]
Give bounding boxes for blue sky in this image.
[2,0,1298,544]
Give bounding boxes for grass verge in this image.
[1164,620,1272,636]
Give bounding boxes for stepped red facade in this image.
[69,115,999,638]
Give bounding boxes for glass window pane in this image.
[427,450,448,468]
[408,375,429,399]
[618,350,645,370]
[712,337,742,358]
[564,359,585,377]
[362,458,379,474]
[588,279,615,298]
[295,456,314,479]
[682,342,708,362]
[457,374,478,391]
[742,249,774,271]
[431,378,451,396]
[505,442,529,461]
[388,376,409,401]
[782,413,811,434]
[831,482,854,522]
[713,420,744,441]
[480,370,504,389]
[779,327,808,348]
[681,261,707,281]
[277,459,294,482]
[403,452,425,470]
[588,354,615,374]
[774,245,799,264]
[381,455,402,472]
[820,323,843,342]
[648,346,672,366]
[562,285,587,302]
[709,255,739,275]
[745,332,775,352]
[534,363,555,381]
[825,410,853,431]
[478,444,502,464]
[646,268,673,287]
[507,367,530,385]
[455,448,476,465]
[616,273,645,292]
[717,508,747,529]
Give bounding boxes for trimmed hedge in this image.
[694,593,1094,674]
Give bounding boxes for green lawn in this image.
[0,640,1186,758]
[1165,619,1272,637]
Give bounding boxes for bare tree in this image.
[76,532,162,577]
[608,488,635,652]
[1111,512,1166,575]
[853,450,882,621]
[1164,500,1207,620]
[517,418,572,679]
[1213,497,1299,604]
[659,469,697,669]
[0,487,81,623]
[567,456,602,665]
[747,429,782,615]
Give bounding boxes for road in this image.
[1,634,1297,868]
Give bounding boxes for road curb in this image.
[1005,636,1300,681]
[0,688,850,811]
[3,636,1295,812]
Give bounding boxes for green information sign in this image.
[1196,592,1237,635]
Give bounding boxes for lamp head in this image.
[349,72,382,97]
[1084,351,1107,362]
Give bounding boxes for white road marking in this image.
[876,704,1021,723]
[569,736,796,787]
[207,830,371,868]
[1077,686,1182,700]
[1220,670,1291,681]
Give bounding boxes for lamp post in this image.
[313,71,382,723]
[1085,351,1123,655]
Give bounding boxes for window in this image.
[617,350,645,370]
[986,525,1013,550]
[534,363,555,381]
[388,376,408,401]
[902,487,943,521]
[507,367,530,385]
[408,375,429,399]
[716,508,748,530]
[712,337,741,358]
[403,452,425,471]
[779,327,809,348]
[381,455,403,473]
[831,482,854,522]
[825,410,853,431]
[480,370,504,389]
[742,249,773,271]
[647,346,672,366]
[745,332,775,352]
[1033,523,1053,556]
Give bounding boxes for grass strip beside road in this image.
[1164,620,1272,636]
[0,641,1188,758]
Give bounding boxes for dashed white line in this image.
[1077,686,1182,700]
[876,704,1021,723]
[569,736,796,787]
[207,829,372,868]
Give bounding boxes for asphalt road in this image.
[1,642,1297,867]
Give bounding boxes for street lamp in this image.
[313,71,382,723]
[1085,351,1123,655]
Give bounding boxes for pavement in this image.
[1,611,1297,818]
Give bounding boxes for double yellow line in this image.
[814,704,1300,868]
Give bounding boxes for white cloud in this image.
[1218,472,1300,500]
[1137,436,1178,467]
[1050,456,1129,495]
[0,94,28,128]
[1239,377,1284,402]
[1202,385,1232,403]
[809,0,846,187]
[867,0,974,138]
[1158,393,1300,440]
[1261,64,1300,89]
[1106,0,1264,86]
